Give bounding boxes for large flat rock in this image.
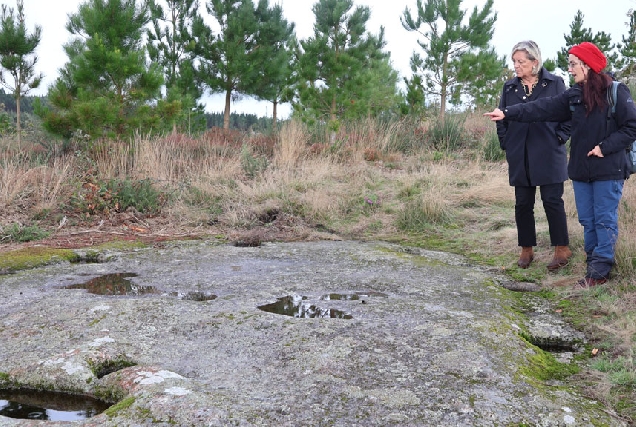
[0,240,624,426]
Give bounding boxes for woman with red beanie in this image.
[485,41,636,287]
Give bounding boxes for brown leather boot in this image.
[547,245,573,271]
[517,247,534,269]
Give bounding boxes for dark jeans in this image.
[572,179,624,279]
[515,183,569,248]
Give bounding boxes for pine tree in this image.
[195,0,261,130]
[147,0,205,133]
[353,54,400,119]
[0,0,42,147]
[249,0,295,130]
[295,0,393,131]
[620,9,636,77]
[38,0,165,140]
[403,74,425,116]
[556,10,619,74]
[454,48,507,109]
[401,0,498,120]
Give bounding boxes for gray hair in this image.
[511,40,542,75]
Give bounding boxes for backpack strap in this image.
[607,81,619,119]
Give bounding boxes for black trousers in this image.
[515,183,569,247]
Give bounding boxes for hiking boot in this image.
[517,247,534,269]
[547,246,573,272]
[574,277,607,288]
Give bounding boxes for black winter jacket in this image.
[504,81,636,182]
[497,68,571,186]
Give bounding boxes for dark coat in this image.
[496,68,571,186]
[504,81,636,182]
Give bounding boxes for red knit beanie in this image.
[569,42,607,73]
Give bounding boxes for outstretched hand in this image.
[484,108,505,121]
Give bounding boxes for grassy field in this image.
[2,114,636,422]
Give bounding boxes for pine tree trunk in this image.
[224,90,231,130]
[16,96,21,149]
[272,101,278,132]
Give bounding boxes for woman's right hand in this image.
[484,108,505,121]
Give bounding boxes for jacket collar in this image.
[505,68,559,88]
[504,68,557,99]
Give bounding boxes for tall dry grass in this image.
[1,117,634,271]
[0,147,75,214]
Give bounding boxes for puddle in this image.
[169,291,218,301]
[319,291,388,301]
[63,273,159,296]
[0,389,110,421]
[61,274,218,301]
[525,335,579,353]
[258,295,353,319]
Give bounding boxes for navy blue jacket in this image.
[497,68,570,187]
[504,81,636,182]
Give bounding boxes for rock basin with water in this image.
[0,240,624,426]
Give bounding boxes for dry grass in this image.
[274,120,310,169]
[0,147,75,214]
[2,115,636,419]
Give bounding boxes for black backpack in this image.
[607,81,636,174]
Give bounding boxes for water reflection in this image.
[63,273,158,296]
[169,291,217,301]
[0,390,110,421]
[258,295,353,319]
[319,291,387,301]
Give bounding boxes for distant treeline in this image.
[0,91,275,132]
[0,91,42,116]
[204,112,278,132]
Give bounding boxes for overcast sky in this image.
[16,0,636,117]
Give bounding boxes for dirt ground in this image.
[0,209,330,256]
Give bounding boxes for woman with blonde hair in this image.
[496,40,572,271]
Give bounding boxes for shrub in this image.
[385,116,428,154]
[108,179,164,214]
[482,128,505,162]
[240,144,268,179]
[67,181,112,216]
[1,223,50,242]
[0,110,13,136]
[426,115,467,151]
[67,178,164,216]
[395,196,450,232]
